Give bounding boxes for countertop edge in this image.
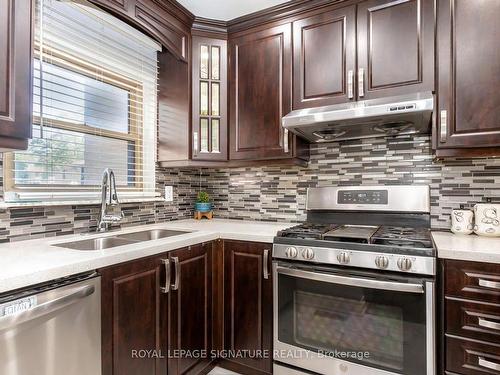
[0,219,286,294]
[431,230,500,265]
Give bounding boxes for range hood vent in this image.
[282,92,434,143]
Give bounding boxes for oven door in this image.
[273,262,435,375]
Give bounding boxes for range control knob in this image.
[285,246,298,258]
[375,256,389,269]
[337,251,351,265]
[397,257,413,271]
[302,248,315,260]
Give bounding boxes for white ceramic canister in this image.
[474,202,500,237]
[451,205,474,235]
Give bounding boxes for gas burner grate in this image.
[372,226,432,248]
[277,223,338,240]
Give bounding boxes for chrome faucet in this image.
[97,168,124,232]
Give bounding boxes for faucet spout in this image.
[97,168,123,232]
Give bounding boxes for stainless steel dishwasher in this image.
[0,272,101,375]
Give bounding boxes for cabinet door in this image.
[192,37,228,161]
[0,0,32,149]
[356,0,434,100]
[223,240,273,374]
[436,0,500,150]
[100,255,167,375]
[292,5,356,109]
[229,24,292,161]
[168,243,213,375]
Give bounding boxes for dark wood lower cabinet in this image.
[168,243,214,375]
[221,240,273,375]
[443,260,500,375]
[100,240,273,375]
[446,336,500,375]
[100,242,216,375]
[100,254,167,375]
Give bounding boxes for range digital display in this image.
[338,190,388,205]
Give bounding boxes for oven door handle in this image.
[276,266,424,294]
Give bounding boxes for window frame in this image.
[4,44,145,194]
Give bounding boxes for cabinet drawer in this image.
[447,298,500,343]
[447,336,500,374]
[446,260,500,304]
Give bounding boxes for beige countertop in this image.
[432,230,500,264]
[0,219,292,294]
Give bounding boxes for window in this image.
[3,0,160,202]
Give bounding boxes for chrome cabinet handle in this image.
[171,257,180,290]
[160,259,170,294]
[283,129,289,154]
[478,317,500,331]
[479,278,500,290]
[358,68,365,97]
[479,357,500,371]
[193,132,198,154]
[263,249,270,279]
[440,110,447,142]
[347,70,354,99]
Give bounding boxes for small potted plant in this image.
[195,191,212,213]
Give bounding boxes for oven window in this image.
[277,270,427,374]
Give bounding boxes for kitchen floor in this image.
[208,367,241,375]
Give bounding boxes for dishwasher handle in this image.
[0,284,95,332]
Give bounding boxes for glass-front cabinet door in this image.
[192,36,227,160]
[273,262,435,375]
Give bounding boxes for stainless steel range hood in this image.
[282,92,434,143]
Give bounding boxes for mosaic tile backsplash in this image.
[201,135,500,229]
[0,166,200,242]
[0,134,499,242]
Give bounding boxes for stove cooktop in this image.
[274,222,435,275]
[277,222,433,249]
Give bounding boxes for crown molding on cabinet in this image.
[192,17,228,39]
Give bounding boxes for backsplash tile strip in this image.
[0,135,498,243]
[0,160,201,242]
[202,136,500,229]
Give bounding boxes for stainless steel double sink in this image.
[54,229,189,251]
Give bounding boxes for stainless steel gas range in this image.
[272,185,435,375]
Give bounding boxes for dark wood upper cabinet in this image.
[436,0,500,154]
[292,5,356,109]
[0,0,32,151]
[100,255,167,375]
[229,24,294,161]
[191,36,228,161]
[168,243,214,375]
[356,0,434,100]
[135,0,189,60]
[158,50,191,164]
[222,240,273,375]
[91,0,190,61]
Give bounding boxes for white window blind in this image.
[5,0,160,202]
